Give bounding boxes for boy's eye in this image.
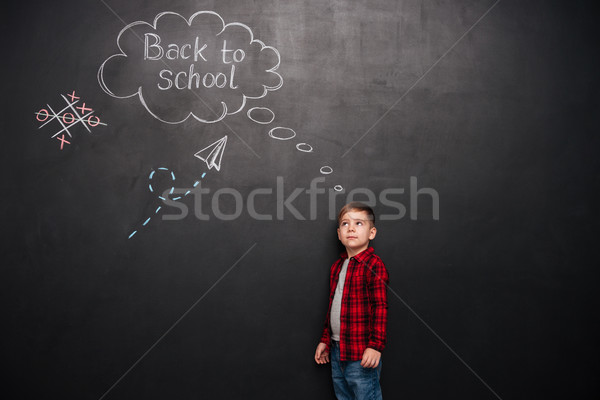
[357,222,363,226]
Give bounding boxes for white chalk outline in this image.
[295,142,313,152]
[246,106,275,124]
[194,135,227,171]
[319,166,333,175]
[268,126,296,141]
[97,11,283,124]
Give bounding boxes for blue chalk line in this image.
[129,167,209,239]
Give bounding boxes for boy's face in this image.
[337,210,377,257]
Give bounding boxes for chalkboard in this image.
[4,0,599,399]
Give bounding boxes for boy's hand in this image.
[314,342,330,364]
[360,348,381,368]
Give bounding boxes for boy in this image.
[314,202,389,400]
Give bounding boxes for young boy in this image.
[314,202,389,400]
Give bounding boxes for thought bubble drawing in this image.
[98,11,283,124]
[248,111,344,189]
[247,107,275,124]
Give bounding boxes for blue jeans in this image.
[330,341,383,400]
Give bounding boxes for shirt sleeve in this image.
[366,257,389,352]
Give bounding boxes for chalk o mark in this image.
[88,115,100,127]
[296,143,313,152]
[36,109,49,122]
[62,113,75,124]
[268,127,296,141]
[247,107,275,125]
[320,166,333,175]
[334,185,344,192]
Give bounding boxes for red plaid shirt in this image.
[320,247,389,361]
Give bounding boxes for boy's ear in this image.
[369,226,377,240]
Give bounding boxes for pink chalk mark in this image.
[76,102,92,113]
[36,109,49,121]
[67,91,79,102]
[57,134,70,150]
[87,115,100,127]
[62,113,75,124]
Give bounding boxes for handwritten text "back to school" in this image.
[144,34,242,91]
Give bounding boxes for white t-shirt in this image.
[330,258,350,341]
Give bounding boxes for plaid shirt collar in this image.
[340,246,374,263]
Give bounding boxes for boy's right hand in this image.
[314,342,330,364]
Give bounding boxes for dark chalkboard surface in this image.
[4,0,599,399]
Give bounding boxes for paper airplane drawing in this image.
[194,136,227,171]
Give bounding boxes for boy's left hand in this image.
[360,348,381,368]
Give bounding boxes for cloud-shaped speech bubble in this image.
[98,11,283,124]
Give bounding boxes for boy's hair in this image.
[337,202,376,226]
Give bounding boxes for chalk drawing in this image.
[129,141,222,239]
[295,143,313,153]
[194,136,227,171]
[247,107,275,124]
[98,10,347,206]
[129,166,178,239]
[247,111,345,189]
[320,166,333,175]
[34,90,107,150]
[268,127,296,141]
[334,185,344,192]
[98,11,282,124]
[56,134,71,150]
[96,11,347,194]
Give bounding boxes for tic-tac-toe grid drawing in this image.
[35,91,107,149]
